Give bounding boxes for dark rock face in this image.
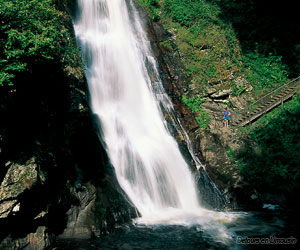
[0,65,137,249]
[0,226,54,250]
[58,180,137,240]
[0,4,137,250]
[0,66,137,249]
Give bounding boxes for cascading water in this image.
[74,0,240,241]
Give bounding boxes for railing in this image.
[231,76,300,126]
[249,76,300,108]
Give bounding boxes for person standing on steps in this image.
[224,107,230,128]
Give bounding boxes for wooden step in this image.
[233,77,300,127]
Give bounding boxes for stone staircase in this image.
[232,77,300,127]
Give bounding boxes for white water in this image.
[74,0,240,241]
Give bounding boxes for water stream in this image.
[70,0,291,248]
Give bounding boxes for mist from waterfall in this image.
[74,0,240,241]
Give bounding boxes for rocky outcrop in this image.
[0,158,37,219]
[57,179,137,241]
[0,69,137,250]
[0,2,137,250]
[0,226,54,250]
[58,183,98,240]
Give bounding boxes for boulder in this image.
[0,226,53,250]
[0,158,38,218]
[58,183,98,239]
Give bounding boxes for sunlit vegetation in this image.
[136,0,294,93]
[136,0,300,199]
[182,95,210,129]
[0,0,80,86]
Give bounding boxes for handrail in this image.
[249,76,300,108]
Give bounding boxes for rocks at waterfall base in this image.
[0,59,139,248]
[0,159,38,219]
[0,76,137,249]
[0,4,136,249]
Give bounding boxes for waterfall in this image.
[74,0,239,240]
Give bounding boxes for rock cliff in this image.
[0,1,137,249]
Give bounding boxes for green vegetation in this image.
[236,94,300,194]
[136,0,294,108]
[231,82,247,97]
[164,0,219,27]
[215,0,300,76]
[137,0,299,88]
[195,112,210,129]
[182,95,210,129]
[0,0,79,86]
[138,0,242,89]
[241,52,288,88]
[136,0,160,20]
[226,146,234,163]
[137,0,300,200]
[182,95,205,112]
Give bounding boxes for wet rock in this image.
[0,226,54,250]
[27,226,54,250]
[0,158,37,218]
[58,183,98,240]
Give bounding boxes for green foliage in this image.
[215,0,300,76]
[137,0,295,97]
[182,95,205,112]
[231,82,247,96]
[236,96,300,193]
[164,0,219,27]
[182,95,210,129]
[136,0,160,20]
[136,0,242,89]
[226,146,234,162]
[195,108,210,129]
[0,0,79,86]
[159,40,173,50]
[242,52,288,88]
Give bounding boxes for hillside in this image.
[135,0,300,209]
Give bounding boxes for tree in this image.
[0,0,77,86]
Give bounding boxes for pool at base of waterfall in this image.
[53,211,299,250]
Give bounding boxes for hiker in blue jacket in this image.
[224,107,230,127]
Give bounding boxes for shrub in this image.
[182,95,205,112]
[242,52,288,88]
[236,96,300,192]
[164,0,219,27]
[0,0,78,86]
[182,95,210,128]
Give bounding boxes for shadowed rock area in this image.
[0,1,137,249]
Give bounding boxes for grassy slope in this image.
[135,0,300,201]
